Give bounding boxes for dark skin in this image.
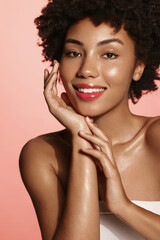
[20,18,160,240]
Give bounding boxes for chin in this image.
[73,102,108,117]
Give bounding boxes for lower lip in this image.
[74,89,105,101]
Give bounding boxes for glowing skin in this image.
[60,18,143,118]
[20,17,160,240]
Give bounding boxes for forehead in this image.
[65,18,135,49]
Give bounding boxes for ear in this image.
[132,61,146,81]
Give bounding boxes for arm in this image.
[79,117,160,240]
[116,201,160,240]
[19,138,66,240]
[19,60,100,239]
[19,134,100,240]
[54,135,100,240]
[114,116,160,239]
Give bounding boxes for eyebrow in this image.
[97,38,124,46]
[65,38,124,46]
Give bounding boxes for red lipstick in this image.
[73,83,106,101]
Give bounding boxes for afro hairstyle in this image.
[34,0,160,103]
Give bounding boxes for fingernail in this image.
[86,116,93,122]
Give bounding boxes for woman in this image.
[19,0,160,239]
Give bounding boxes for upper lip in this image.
[73,83,107,89]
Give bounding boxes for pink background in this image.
[1,1,160,239]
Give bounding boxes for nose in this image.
[77,56,99,79]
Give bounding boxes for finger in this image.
[85,117,110,142]
[44,71,58,98]
[81,147,116,178]
[79,130,115,165]
[44,60,59,89]
[49,60,59,78]
[79,130,105,145]
[79,130,100,150]
[44,61,59,96]
[85,117,115,162]
[44,68,52,88]
[57,69,61,83]
[44,69,49,83]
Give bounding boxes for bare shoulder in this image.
[19,129,72,239]
[145,115,160,152]
[19,129,72,192]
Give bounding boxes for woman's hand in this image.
[44,60,90,135]
[78,117,130,214]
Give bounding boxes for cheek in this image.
[101,65,120,85]
[59,61,69,84]
[59,60,79,88]
[59,62,72,94]
[101,63,134,89]
[105,67,119,78]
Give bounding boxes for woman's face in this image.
[60,18,143,117]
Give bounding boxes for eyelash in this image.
[102,52,118,59]
[64,51,118,59]
[65,51,81,58]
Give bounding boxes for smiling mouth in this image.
[73,84,107,101]
[73,86,105,93]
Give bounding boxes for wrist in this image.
[71,127,91,138]
[72,134,92,147]
[113,198,133,217]
[71,119,91,136]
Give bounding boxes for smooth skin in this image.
[19,18,160,240]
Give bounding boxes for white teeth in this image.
[78,88,105,93]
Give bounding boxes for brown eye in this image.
[65,51,81,57]
[103,52,118,59]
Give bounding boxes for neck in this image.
[93,101,145,146]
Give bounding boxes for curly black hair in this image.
[34,0,160,104]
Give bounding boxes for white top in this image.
[99,200,160,240]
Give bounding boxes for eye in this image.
[65,51,81,58]
[102,52,118,59]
